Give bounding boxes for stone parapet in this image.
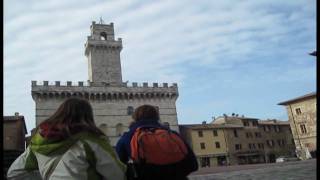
[31,81,178,100]
[85,38,122,56]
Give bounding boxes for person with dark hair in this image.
[116,104,198,180]
[7,97,126,180]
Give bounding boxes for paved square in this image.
[189,159,316,180]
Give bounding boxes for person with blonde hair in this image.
[7,97,126,180]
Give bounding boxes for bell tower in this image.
[85,21,123,86]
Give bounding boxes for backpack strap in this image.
[81,140,103,180]
[44,154,63,180]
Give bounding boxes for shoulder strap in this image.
[81,140,103,179]
[45,154,64,180]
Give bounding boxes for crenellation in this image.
[67,81,72,86]
[172,83,178,87]
[163,83,168,88]
[43,81,49,86]
[32,81,37,86]
[143,82,148,87]
[78,81,84,86]
[132,82,138,87]
[55,81,60,86]
[153,83,158,87]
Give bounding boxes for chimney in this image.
[14,112,19,117]
[202,121,207,124]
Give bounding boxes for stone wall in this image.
[32,82,179,146]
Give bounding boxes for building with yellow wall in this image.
[278,92,317,159]
[179,123,234,167]
[180,115,295,167]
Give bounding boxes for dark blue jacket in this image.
[115,119,198,179]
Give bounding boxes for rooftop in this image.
[3,113,27,133]
[278,92,316,105]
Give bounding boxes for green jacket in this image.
[7,132,126,180]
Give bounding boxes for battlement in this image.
[31,81,178,88]
[31,81,178,101]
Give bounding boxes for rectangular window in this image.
[252,121,258,126]
[246,132,250,138]
[127,106,134,115]
[213,130,218,136]
[243,121,249,126]
[277,140,282,146]
[234,129,238,137]
[200,143,206,149]
[252,143,256,149]
[274,126,280,132]
[250,132,253,138]
[248,143,252,149]
[300,124,307,134]
[282,140,286,146]
[235,144,242,150]
[255,132,259,137]
[261,143,264,149]
[198,131,203,137]
[267,140,273,147]
[295,108,302,115]
[201,157,210,167]
[215,142,220,148]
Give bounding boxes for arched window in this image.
[99,123,108,135]
[163,122,170,129]
[127,106,134,115]
[100,32,107,40]
[116,123,123,136]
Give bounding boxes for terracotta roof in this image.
[179,124,243,129]
[3,115,28,134]
[258,120,290,125]
[278,92,316,105]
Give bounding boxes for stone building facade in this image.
[179,115,295,168]
[3,112,27,150]
[31,21,179,146]
[278,92,317,159]
[3,113,28,176]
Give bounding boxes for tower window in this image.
[127,106,134,115]
[100,32,107,40]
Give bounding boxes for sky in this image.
[4,0,316,135]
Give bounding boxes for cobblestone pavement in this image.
[188,159,316,180]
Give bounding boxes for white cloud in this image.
[4,0,316,134]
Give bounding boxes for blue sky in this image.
[4,0,316,135]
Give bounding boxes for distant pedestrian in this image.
[116,104,198,180]
[7,97,126,180]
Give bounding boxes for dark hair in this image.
[36,97,104,137]
[132,105,159,122]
